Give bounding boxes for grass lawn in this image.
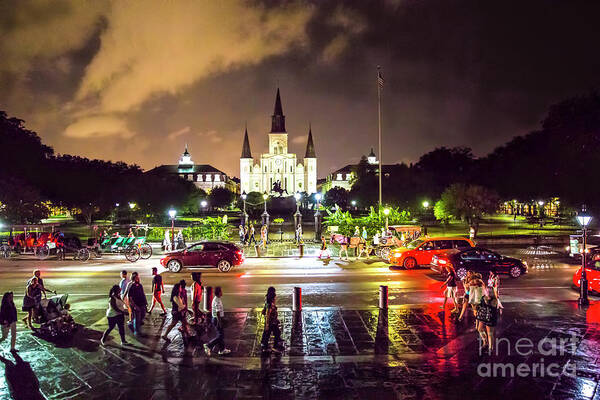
[428,215,577,238]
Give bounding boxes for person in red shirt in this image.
[148,267,166,316]
[191,272,203,325]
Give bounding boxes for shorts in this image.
[444,286,457,298]
[171,309,185,322]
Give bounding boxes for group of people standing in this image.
[163,230,185,252]
[238,224,268,249]
[441,267,503,354]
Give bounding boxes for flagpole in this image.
[377,66,383,209]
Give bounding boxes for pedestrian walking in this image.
[361,227,368,241]
[296,224,303,243]
[461,273,486,323]
[458,271,474,321]
[260,225,268,250]
[163,230,171,252]
[126,273,147,335]
[441,267,459,312]
[119,270,130,296]
[22,277,42,329]
[476,291,500,354]
[100,285,129,346]
[191,272,204,325]
[260,287,283,353]
[339,235,349,260]
[148,267,167,315]
[318,235,329,259]
[354,226,360,237]
[162,280,190,341]
[239,225,245,245]
[0,292,18,352]
[28,270,55,298]
[204,286,230,356]
[248,224,256,245]
[176,230,185,250]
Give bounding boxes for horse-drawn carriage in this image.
[1,224,90,261]
[87,224,152,262]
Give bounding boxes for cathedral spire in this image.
[305,124,316,158]
[241,126,252,158]
[270,88,286,133]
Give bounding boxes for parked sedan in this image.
[160,241,244,273]
[572,258,600,295]
[431,247,528,279]
[388,237,475,269]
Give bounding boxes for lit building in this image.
[240,88,317,195]
[148,145,237,193]
[322,148,404,192]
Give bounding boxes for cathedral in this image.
[240,88,317,195]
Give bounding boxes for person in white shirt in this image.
[203,287,230,356]
[101,285,129,346]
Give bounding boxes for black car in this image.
[431,247,528,280]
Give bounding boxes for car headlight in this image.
[438,259,447,265]
[566,246,570,251]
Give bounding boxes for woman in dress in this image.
[476,290,500,354]
[22,277,42,329]
[487,268,503,311]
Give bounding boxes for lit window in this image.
[197,175,202,182]
[214,175,221,182]
[337,173,343,180]
[205,174,212,182]
[346,173,352,180]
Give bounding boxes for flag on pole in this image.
[377,68,384,88]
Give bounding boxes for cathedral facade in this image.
[240,88,317,195]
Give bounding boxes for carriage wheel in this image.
[36,245,50,260]
[125,247,140,263]
[381,247,391,259]
[140,243,153,259]
[77,248,90,262]
[375,248,382,258]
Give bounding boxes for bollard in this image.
[379,285,388,309]
[292,287,302,311]
[203,286,213,312]
[299,243,304,258]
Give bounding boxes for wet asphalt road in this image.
[0,246,582,313]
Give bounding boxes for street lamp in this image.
[294,192,302,228]
[577,205,592,306]
[262,192,270,226]
[200,200,208,216]
[314,193,322,241]
[351,200,356,209]
[422,201,429,209]
[168,208,177,251]
[241,191,248,226]
[383,207,390,231]
[128,202,136,210]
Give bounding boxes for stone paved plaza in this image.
[2,300,600,399]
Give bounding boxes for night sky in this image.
[1,0,600,178]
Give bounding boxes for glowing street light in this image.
[383,207,390,231]
[294,192,302,228]
[168,208,177,251]
[262,192,270,226]
[577,205,592,306]
[422,201,429,209]
[241,191,248,226]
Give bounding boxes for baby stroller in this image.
[34,294,77,338]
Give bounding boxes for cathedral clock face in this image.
[275,159,282,166]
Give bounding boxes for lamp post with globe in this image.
[241,191,248,226]
[261,192,270,226]
[384,207,390,232]
[314,193,322,241]
[577,205,592,306]
[168,208,177,250]
[294,192,302,228]
[200,200,208,217]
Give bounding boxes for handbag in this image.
[476,298,496,324]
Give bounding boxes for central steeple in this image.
[270,88,286,133]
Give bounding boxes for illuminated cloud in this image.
[167,126,191,141]
[63,115,134,138]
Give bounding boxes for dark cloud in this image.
[1,0,599,177]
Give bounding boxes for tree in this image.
[437,184,499,236]
[179,187,207,215]
[323,187,349,209]
[0,176,50,224]
[208,187,235,209]
[433,199,451,226]
[414,147,474,198]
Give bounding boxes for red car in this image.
[573,257,600,294]
[160,241,244,273]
